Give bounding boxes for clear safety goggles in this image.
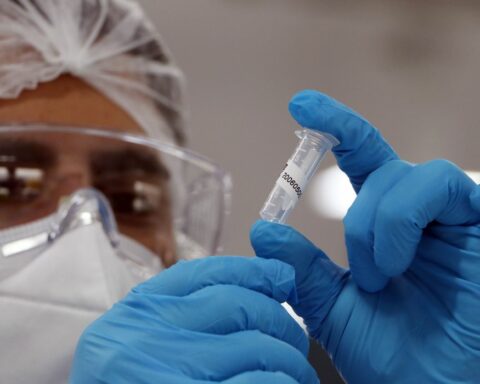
[0,125,232,266]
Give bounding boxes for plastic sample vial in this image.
[260,129,339,224]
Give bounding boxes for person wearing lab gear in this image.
[2,2,478,384]
[71,90,480,384]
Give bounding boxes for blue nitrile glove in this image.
[251,90,480,383]
[70,256,319,384]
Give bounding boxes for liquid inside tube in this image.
[260,129,338,224]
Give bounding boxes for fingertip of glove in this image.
[251,221,323,265]
[251,219,289,236]
[288,89,328,128]
[250,220,293,256]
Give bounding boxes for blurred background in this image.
[139,1,480,382]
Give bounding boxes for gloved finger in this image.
[72,322,192,384]
[134,256,297,304]
[146,284,309,356]
[220,371,301,384]
[194,331,319,384]
[343,160,413,292]
[470,185,480,211]
[288,90,399,192]
[374,159,480,277]
[81,307,318,384]
[250,220,347,339]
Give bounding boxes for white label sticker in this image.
[275,161,307,202]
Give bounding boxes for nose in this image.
[59,172,91,193]
[50,188,120,248]
[56,172,92,198]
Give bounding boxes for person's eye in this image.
[0,166,46,202]
[95,179,164,217]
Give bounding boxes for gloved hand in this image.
[70,256,319,384]
[251,90,480,384]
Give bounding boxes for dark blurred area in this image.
[139,1,480,381]
[310,341,344,383]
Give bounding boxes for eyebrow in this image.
[0,140,57,167]
[90,148,170,179]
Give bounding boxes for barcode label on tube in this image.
[275,161,307,202]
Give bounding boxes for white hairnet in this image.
[0,0,186,144]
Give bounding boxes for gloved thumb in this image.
[250,220,348,338]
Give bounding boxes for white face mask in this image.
[0,191,163,384]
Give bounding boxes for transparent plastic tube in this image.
[260,129,339,224]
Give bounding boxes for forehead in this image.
[1,130,134,153]
[0,75,146,136]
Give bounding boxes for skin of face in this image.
[0,75,177,266]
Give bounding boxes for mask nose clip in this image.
[1,188,119,260]
[48,188,120,248]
